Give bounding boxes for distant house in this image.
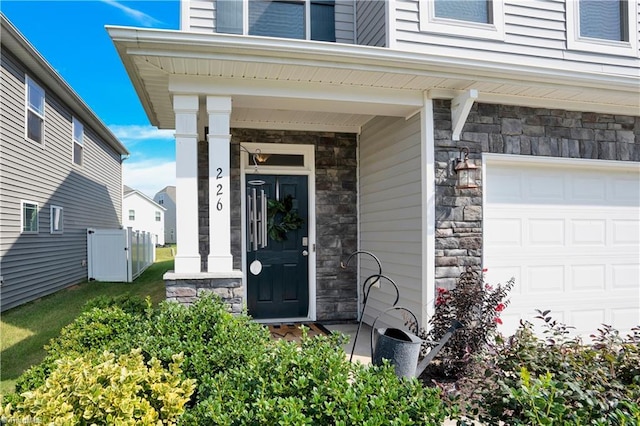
[0,14,129,312]
[153,186,176,245]
[123,186,166,246]
[109,1,639,337]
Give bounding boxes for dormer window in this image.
[217,0,335,42]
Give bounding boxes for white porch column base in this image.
[206,96,233,273]
[173,94,201,274]
[174,256,202,274]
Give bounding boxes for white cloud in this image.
[109,124,174,145]
[123,159,175,199]
[101,0,163,27]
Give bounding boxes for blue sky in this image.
[2,0,180,197]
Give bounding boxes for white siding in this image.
[123,192,165,246]
[356,0,386,46]
[359,115,423,329]
[393,0,639,77]
[184,0,215,33]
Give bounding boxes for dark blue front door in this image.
[247,175,309,319]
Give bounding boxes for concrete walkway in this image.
[325,322,373,365]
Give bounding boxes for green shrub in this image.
[13,305,146,396]
[7,295,448,424]
[83,294,150,315]
[457,312,640,425]
[140,294,271,400]
[4,349,195,425]
[180,329,447,425]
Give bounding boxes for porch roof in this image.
[107,26,640,133]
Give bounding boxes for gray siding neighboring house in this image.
[154,186,177,244]
[0,14,129,312]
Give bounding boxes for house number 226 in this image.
[216,167,223,211]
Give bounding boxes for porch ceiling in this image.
[107,27,640,133]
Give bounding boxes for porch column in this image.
[173,95,201,273]
[206,96,234,272]
[421,93,436,329]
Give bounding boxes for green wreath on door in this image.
[267,194,304,242]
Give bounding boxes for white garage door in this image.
[484,155,640,339]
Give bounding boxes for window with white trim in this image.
[26,76,45,144]
[50,205,63,234]
[72,117,84,166]
[420,0,504,40]
[22,201,39,233]
[129,209,135,220]
[155,211,161,222]
[217,0,335,42]
[567,0,638,56]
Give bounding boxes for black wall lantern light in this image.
[454,147,479,189]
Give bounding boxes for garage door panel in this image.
[571,309,606,335]
[612,309,640,332]
[571,265,606,291]
[612,219,640,245]
[528,265,565,292]
[571,220,606,245]
[612,264,640,289]
[529,219,565,246]
[485,157,640,339]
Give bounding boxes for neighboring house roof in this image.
[1,13,129,156]
[155,186,176,201]
[124,187,166,211]
[106,27,640,133]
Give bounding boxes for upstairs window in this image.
[26,76,45,144]
[155,211,161,222]
[420,0,504,40]
[434,0,491,24]
[129,209,135,221]
[72,117,84,166]
[22,201,39,233]
[50,205,63,234]
[567,0,637,56]
[218,0,335,42]
[579,0,627,41]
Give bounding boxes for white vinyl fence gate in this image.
[87,227,155,282]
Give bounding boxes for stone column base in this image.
[164,270,244,314]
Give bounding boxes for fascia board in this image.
[106,26,640,93]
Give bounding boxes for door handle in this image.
[302,250,309,256]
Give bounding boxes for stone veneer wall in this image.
[165,275,244,313]
[434,100,640,290]
[196,129,359,321]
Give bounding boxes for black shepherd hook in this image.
[340,250,382,275]
[348,273,400,362]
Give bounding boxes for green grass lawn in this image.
[0,246,175,395]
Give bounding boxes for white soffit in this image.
[108,27,640,131]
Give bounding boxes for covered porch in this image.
[108,27,639,328]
